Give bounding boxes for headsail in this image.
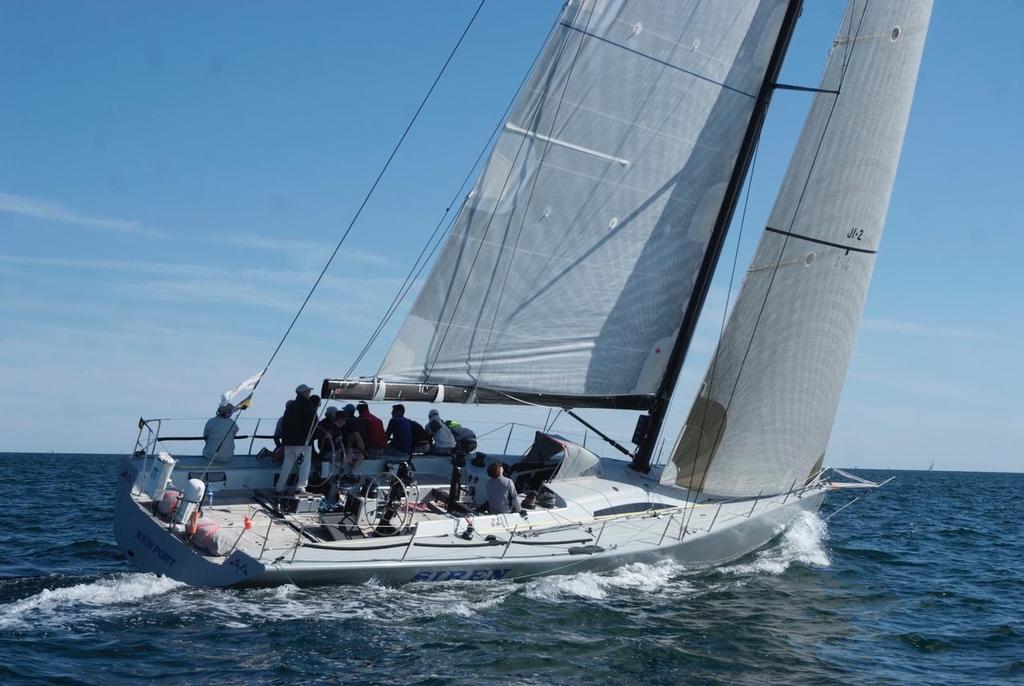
[663,0,932,497]
[378,0,792,408]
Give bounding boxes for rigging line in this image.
[560,23,758,100]
[344,222,448,379]
[198,1,488,481]
[422,1,590,381]
[680,137,759,533]
[684,0,871,507]
[343,5,558,381]
[253,0,487,393]
[564,409,632,457]
[474,2,598,381]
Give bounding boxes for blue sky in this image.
[0,1,1020,472]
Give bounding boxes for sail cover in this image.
[379,0,790,405]
[663,0,932,497]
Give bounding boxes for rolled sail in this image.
[379,0,791,406]
[664,0,932,496]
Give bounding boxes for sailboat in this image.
[115,0,931,587]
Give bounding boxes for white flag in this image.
[221,371,263,407]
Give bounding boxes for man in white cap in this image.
[203,402,238,463]
[426,408,456,455]
[277,384,317,494]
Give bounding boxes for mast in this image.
[631,0,804,473]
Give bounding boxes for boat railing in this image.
[696,478,829,535]
[251,475,831,564]
[133,416,635,473]
[132,416,280,494]
[135,416,279,455]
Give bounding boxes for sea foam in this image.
[0,573,183,631]
[524,559,687,602]
[722,511,830,576]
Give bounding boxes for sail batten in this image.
[379,0,792,405]
[664,0,933,497]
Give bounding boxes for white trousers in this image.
[277,445,310,492]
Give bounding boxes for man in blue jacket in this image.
[385,404,412,456]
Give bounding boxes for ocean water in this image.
[0,454,1020,685]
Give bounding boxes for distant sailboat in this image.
[115,0,933,587]
[927,460,935,472]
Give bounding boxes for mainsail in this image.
[378,0,792,407]
[663,0,932,497]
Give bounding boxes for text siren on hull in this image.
[115,0,932,587]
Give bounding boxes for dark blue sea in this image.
[0,454,1020,685]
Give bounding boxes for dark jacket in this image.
[410,420,431,448]
[316,417,341,456]
[386,415,412,454]
[341,415,367,446]
[281,394,316,445]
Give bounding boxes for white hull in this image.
[115,453,827,588]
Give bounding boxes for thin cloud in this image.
[0,254,208,277]
[0,192,165,238]
[208,233,391,266]
[862,317,1000,341]
[0,253,408,323]
[0,254,397,292]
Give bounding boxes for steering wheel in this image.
[361,472,419,535]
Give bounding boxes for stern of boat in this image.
[115,456,266,587]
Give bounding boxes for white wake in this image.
[0,573,183,631]
[720,511,830,576]
[524,559,688,602]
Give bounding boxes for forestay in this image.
[663,0,932,497]
[379,0,790,406]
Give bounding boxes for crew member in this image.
[273,400,292,450]
[340,404,366,473]
[357,402,388,453]
[386,404,412,455]
[409,418,431,454]
[426,408,455,455]
[341,404,368,451]
[277,384,317,494]
[203,402,238,464]
[485,462,521,514]
[446,420,478,455]
[314,406,343,481]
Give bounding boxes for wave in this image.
[137,579,522,628]
[0,512,825,633]
[0,573,183,631]
[719,511,830,576]
[523,559,687,602]
[893,631,954,652]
